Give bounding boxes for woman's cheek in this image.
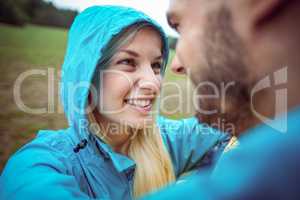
[104,73,133,100]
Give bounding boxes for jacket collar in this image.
[90,133,136,173]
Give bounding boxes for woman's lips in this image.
[124,99,153,114]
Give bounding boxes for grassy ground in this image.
[0,24,195,171]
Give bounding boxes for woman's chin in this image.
[124,117,154,130]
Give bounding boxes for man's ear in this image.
[250,0,284,27]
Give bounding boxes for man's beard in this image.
[194,6,255,136]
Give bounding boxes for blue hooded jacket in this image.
[0,6,230,200]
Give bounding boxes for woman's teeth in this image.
[125,99,151,107]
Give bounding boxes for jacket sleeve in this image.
[0,138,105,200]
[158,116,231,177]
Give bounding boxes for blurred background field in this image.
[0,23,195,171]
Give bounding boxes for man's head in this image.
[167,0,300,135]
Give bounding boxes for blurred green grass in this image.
[0,24,195,171]
[0,24,67,65]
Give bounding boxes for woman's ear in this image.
[87,91,98,113]
[88,92,93,107]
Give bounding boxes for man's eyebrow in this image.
[119,49,139,57]
[166,12,175,28]
[167,11,180,32]
[155,55,163,60]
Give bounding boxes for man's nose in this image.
[170,53,186,75]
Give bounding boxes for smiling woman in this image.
[87,22,175,197]
[0,5,231,200]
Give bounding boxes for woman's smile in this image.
[124,98,154,114]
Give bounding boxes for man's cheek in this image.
[179,36,195,58]
[185,39,203,68]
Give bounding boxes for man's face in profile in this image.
[167,0,254,134]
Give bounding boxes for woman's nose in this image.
[137,66,161,94]
[170,53,186,75]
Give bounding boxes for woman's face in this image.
[96,27,164,129]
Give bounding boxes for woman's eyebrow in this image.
[119,49,140,57]
[119,49,162,60]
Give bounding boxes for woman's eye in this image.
[151,62,163,74]
[117,58,135,66]
[116,58,136,71]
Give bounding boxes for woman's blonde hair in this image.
[88,22,175,198]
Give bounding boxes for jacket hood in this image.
[60,5,169,141]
